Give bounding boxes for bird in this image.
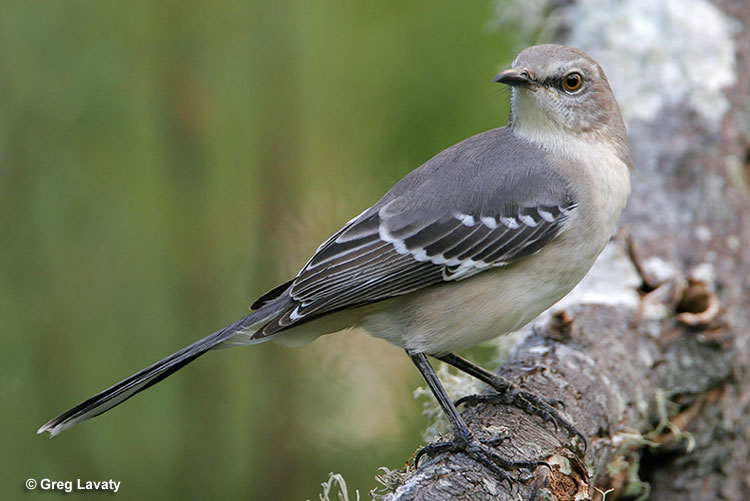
[38,44,632,479]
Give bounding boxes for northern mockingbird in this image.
[39,44,632,479]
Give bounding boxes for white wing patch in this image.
[289,305,303,321]
[519,214,538,227]
[480,216,498,229]
[455,213,477,226]
[537,208,555,222]
[500,216,520,229]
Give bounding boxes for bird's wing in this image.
[252,157,577,339]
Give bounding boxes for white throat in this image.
[509,88,631,232]
[510,88,571,146]
[509,88,616,164]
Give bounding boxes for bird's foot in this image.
[455,382,588,454]
[415,433,545,483]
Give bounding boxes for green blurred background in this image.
[1,1,519,499]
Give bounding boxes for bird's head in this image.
[495,44,628,150]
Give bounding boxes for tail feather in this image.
[38,308,276,437]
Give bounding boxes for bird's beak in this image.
[493,68,534,87]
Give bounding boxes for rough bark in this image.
[383,0,750,499]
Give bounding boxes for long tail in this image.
[38,305,280,437]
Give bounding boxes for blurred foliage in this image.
[0,1,518,499]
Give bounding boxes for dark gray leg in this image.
[409,352,544,481]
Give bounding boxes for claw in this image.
[456,391,589,455]
[415,435,541,484]
[415,441,456,467]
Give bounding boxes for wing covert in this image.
[253,198,576,337]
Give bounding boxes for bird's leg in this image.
[433,352,588,453]
[409,353,544,482]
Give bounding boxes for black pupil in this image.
[566,74,580,89]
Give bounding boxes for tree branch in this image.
[384,0,750,499]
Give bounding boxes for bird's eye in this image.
[562,72,583,93]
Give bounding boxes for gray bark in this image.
[383,0,750,499]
